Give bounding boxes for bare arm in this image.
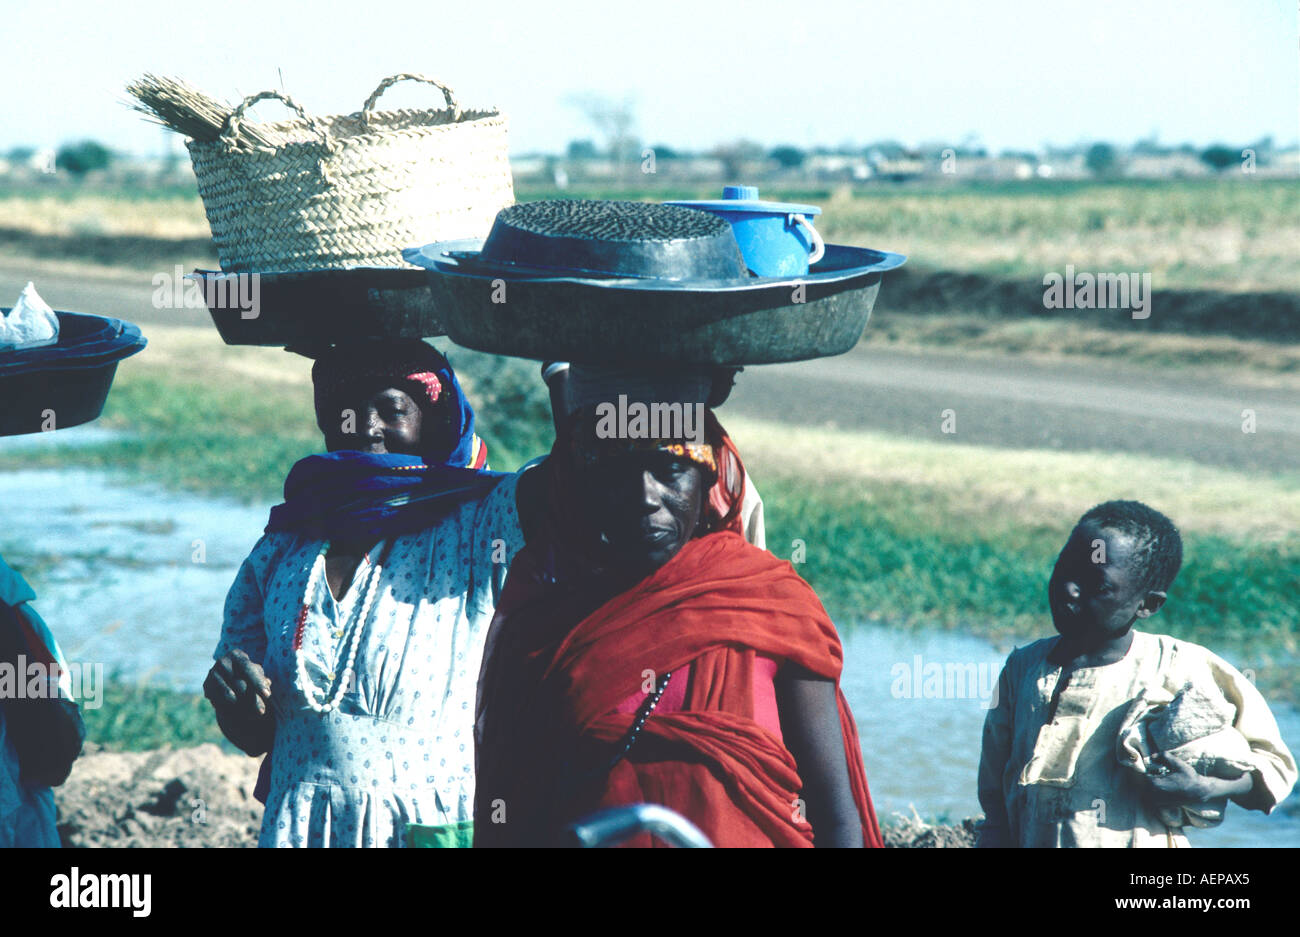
[775,663,863,847]
[209,543,278,757]
[515,458,548,546]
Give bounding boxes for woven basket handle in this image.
[360,74,462,130]
[219,90,335,151]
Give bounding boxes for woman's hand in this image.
[1141,752,1254,807]
[204,649,275,756]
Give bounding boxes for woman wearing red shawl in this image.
[474,369,883,847]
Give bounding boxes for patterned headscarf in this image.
[570,421,718,476]
[311,340,485,468]
[543,406,745,579]
[266,342,496,542]
[563,363,720,477]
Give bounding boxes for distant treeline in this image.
[3,134,1295,180]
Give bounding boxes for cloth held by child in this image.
[1116,681,1258,830]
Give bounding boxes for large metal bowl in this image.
[193,267,443,347]
[404,241,905,366]
[459,199,751,282]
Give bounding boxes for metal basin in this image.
[405,241,905,366]
[192,267,443,347]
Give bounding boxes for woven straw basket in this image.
[187,74,514,273]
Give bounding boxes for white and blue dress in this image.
[216,472,524,848]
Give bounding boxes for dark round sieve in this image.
[448,200,751,281]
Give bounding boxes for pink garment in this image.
[615,654,783,741]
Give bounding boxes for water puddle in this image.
[0,463,267,690]
[0,425,133,451]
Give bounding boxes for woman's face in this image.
[322,384,424,457]
[582,449,707,576]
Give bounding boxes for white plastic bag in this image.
[0,283,59,351]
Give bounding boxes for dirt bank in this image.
[53,745,976,847]
[881,815,979,848]
[54,743,261,848]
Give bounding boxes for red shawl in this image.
[474,529,884,847]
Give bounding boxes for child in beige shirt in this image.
[977,500,1296,847]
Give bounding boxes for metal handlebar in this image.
[563,804,714,848]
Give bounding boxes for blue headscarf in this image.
[266,342,504,542]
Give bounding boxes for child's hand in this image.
[1141,753,1212,806]
[9,697,85,788]
[1142,753,1251,807]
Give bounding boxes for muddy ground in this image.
[54,744,261,848]
[52,744,976,847]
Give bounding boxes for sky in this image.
[2,0,1296,158]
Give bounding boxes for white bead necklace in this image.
[294,540,385,714]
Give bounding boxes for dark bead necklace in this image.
[604,670,673,771]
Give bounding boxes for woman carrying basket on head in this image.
[474,365,883,848]
[206,340,538,848]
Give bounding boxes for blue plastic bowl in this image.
[666,185,824,277]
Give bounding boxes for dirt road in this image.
[5,264,1297,473]
[726,344,1299,474]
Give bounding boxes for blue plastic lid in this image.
[667,184,821,216]
[723,184,760,200]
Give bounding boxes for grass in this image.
[754,475,1298,686]
[0,326,558,502]
[0,189,210,239]
[0,372,319,502]
[86,675,229,752]
[519,176,1300,292]
[725,415,1300,699]
[725,415,1300,542]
